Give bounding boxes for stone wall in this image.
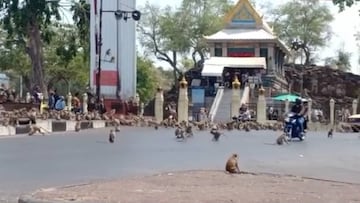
[284,64,360,118]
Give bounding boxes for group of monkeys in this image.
[28,114,122,144]
[173,120,225,141]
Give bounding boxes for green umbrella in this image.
[272,94,301,102]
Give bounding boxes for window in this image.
[214,43,223,56]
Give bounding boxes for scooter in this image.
[284,112,306,141]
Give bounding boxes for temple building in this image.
[201,0,290,94]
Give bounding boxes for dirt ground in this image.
[31,170,360,203]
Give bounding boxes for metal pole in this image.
[19,75,23,99]
[116,0,121,98]
[96,0,103,103]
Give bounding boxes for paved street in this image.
[0,127,360,202]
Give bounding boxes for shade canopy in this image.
[272,94,301,102]
[201,57,267,77]
[201,64,224,77]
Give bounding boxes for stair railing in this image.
[209,86,224,122]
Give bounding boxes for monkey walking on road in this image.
[210,128,224,141]
[276,133,289,145]
[28,125,50,136]
[225,153,240,174]
[175,126,185,140]
[109,129,115,143]
[75,121,81,132]
[328,128,333,138]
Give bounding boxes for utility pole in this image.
[96,0,103,103]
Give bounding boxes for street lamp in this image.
[290,39,305,97]
[96,0,141,103]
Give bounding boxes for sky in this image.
[136,0,360,74]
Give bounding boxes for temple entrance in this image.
[222,67,263,88]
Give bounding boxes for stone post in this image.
[140,102,144,117]
[26,92,31,103]
[231,76,241,118]
[256,86,266,123]
[308,98,312,124]
[177,76,189,123]
[285,99,290,113]
[352,99,358,115]
[154,86,164,123]
[67,92,72,111]
[83,93,88,114]
[330,98,335,127]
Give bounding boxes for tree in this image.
[333,0,360,12]
[71,0,90,63]
[44,25,83,93]
[138,0,231,85]
[270,0,334,65]
[178,0,232,66]
[138,3,188,86]
[325,48,352,72]
[0,0,62,97]
[136,56,158,104]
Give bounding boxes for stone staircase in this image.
[213,88,243,122]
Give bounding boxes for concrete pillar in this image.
[26,92,31,103]
[330,98,335,127]
[177,77,189,123]
[210,47,215,57]
[140,102,144,117]
[67,92,72,111]
[308,98,312,124]
[256,86,267,123]
[352,99,358,115]
[222,43,228,57]
[285,99,290,113]
[82,93,88,114]
[268,47,275,73]
[231,76,241,118]
[255,44,260,57]
[154,87,164,122]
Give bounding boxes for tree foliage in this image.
[332,0,360,12]
[136,56,158,104]
[71,0,90,62]
[269,0,334,65]
[178,0,232,66]
[138,0,231,85]
[325,49,352,72]
[44,25,88,94]
[0,0,62,95]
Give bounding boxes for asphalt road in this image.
[0,127,360,202]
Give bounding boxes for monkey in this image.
[175,126,185,139]
[115,125,121,132]
[328,128,333,138]
[28,125,49,136]
[276,133,289,145]
[75,121,81,132]
[185,125,193,137]
[225,153,240,174]
[109,129,115,143]
[210,128,223,141]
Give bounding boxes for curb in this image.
[17,169,360,203]
[18,195,69,203]
[0,120,110,137]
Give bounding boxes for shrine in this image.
[201,0,290,94]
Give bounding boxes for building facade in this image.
[203,0,290,94]
[90,0,137,99]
